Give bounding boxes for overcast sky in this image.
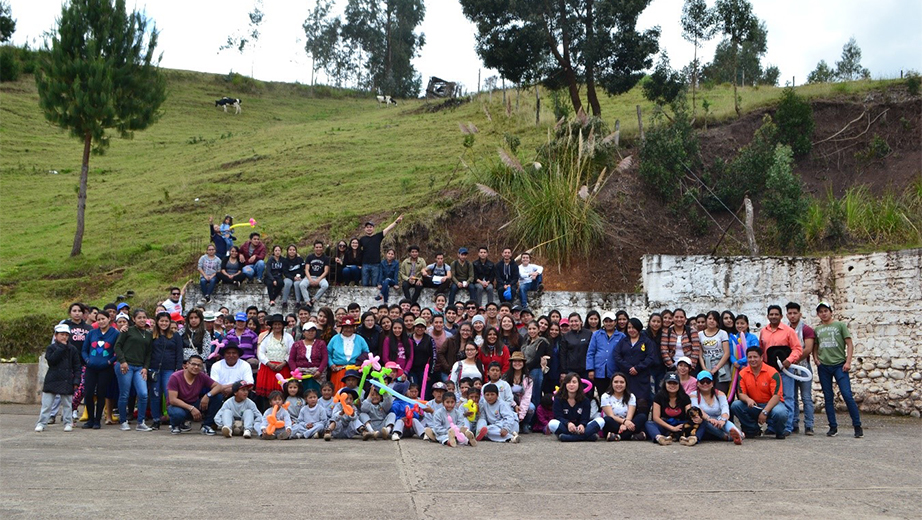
[8,0,922,94]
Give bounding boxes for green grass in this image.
[0,68,903,355]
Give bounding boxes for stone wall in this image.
[643,249,922,417]
[185,248,922,417]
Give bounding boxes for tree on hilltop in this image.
[35,0,166,256]
[835,37,870,81]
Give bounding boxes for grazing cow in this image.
[215,97,242,114]
[376,95,397,107]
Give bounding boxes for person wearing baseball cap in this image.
[327,315,369,391]
[814,300,863,438]
[214,381,258,438]
[35,323,82,432]
[645,371,692,446]
[449,247,476,307]
[587,311,625,398]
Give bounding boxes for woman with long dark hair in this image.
[698,310,732,394]
[547,372,601,442]
[600,372,646,441]
[644,372,692,446]
[659,308,701,372]
[149,312,183,429]
[342,237,363,286]
[645,312,666,393]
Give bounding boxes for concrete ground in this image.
[1,403,919,519]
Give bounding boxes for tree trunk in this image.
[535,84,540,125]
[744,194,758,255]
[71,133,91,257]
[584,0,601,116]
[564,67,582,114]
[691,40,697,119]
[636,105,644,142]
[732,44,740,117]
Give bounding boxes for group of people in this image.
[199,215,545,310]
[36,280,864,445]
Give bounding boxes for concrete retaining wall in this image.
[0,357,48,404]
[167,248,919,418]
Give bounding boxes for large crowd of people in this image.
[34,215,865,444]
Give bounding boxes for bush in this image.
[763,145,808,251]
[0,314,58,359]
[775,86,814,157]
[549,89,572,121]
[639,101,700,200]
[0,45,20,82]
[706,115,778,210]
[905,70,920,96]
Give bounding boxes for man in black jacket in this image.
[494,248,519,304]
[472,246,495,306]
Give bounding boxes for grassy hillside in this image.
[0,68,900,356]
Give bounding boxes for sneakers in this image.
[82,421,94,429]
[464,429,477,447]
[476,426,488,441]
[63,424,73,432]
[179,422,192,433]
[136,422,153,432]
[313,431,321,439]
[92,423,101,430]
[634,432,647,442]
[243,429,252,439]
[377,426,391,439]
[391,432,400,441]
[655,435,672,446]
[805,427,815,436]
[684,435,697,446]
[729,428,742,445]
[607,432,620,442]
[150,421,161,430]
[48,416,56,425]
[827,426,838,437]
[510,432,520,444]
[35,424,44,432]
[854,425,864,438]
[201,425,216,436]
[120,422,131,431]
[424,427,437,442]
[222,426,232,438]
[170,426,181,435]
[323,429,332,441]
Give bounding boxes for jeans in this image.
[282,278,300,302]
[199,276,217,298]
[474,283,494,305]
[644,418,683,442]
[38,393,73,427]
[167,395,224,428]
[780,372,797,433]
[402,280,422,303]
[362,263,381,287]
[696,419,741,441]
[379,278,398,303]
[518,274,543,308]
[299,278,329,304]
[147,369,174,423]
[449,283,477,306]
[242,260,265,281]
[548,417,601,441]
[792,361,815,430]
[730,400,789,435]
[529,368,544,406]
[818,362,861,428]
[116,364,149,425]
[342,265,362,284]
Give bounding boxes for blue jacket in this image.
[585,329,624,378]
[82,327,120,370]
[613,335,657,375]
[380,259,399,282]
[327,334,369,366]
[552,395,592,430]
[149,333,184,372]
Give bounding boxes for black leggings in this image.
[218,272,246,285]
[84,366,114,424]
[266,279,283,301]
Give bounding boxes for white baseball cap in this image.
[54,323,71,334]
[601,311,617,322]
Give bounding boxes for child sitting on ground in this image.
[284,380,305,418]
[462,387,481,425]
[359,387,395,440]
[484,362,514,407]
[475,383,519,443]
[324,388,361,441]
[456,377,472,402]
[258,391,292,440]
[215,381,259,438]
[429,392,476,447]
[318,382,335,412]
[533,394,554,434]
[291,389,328,439]
[390,384,432,441]
[422,382,447,430]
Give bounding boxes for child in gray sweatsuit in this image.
[215,382,259,437]
[475,383,519,443]
[258,391,292,440]
[430,393,476,446]
[359,391,394,439]
[324,388,361,440]
[291,389,328,439]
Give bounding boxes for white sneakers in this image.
[63,424,73,432]
[35,424,44,432]
[120,422,131,431]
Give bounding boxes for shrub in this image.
[707,115,778,210]
[775,86,814,157]
[639,101,700,200]
[549,89,572,121]
[905,70,920,96]
[0,45,20,82]
[763,144,807,251]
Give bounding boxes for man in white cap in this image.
[35,324,82,432]
[586,311,625,396]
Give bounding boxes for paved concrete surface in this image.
[1,404,919,519]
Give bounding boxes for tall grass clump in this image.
[469,113,628,262]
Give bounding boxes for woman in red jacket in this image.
[478,327,510,374]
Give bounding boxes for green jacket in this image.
[114,326,153,368]
[399,257,427,284]
[450,259,475,284]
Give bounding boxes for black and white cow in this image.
[215,97,242,114]
[376,95,397,106]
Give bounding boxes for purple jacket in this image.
[226,328,258,360]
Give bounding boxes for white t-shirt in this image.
[600,392,637,419]
[518,264,544,285]
[674,333,685,360]
[697,329,731,382]
[210,359,254,386]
